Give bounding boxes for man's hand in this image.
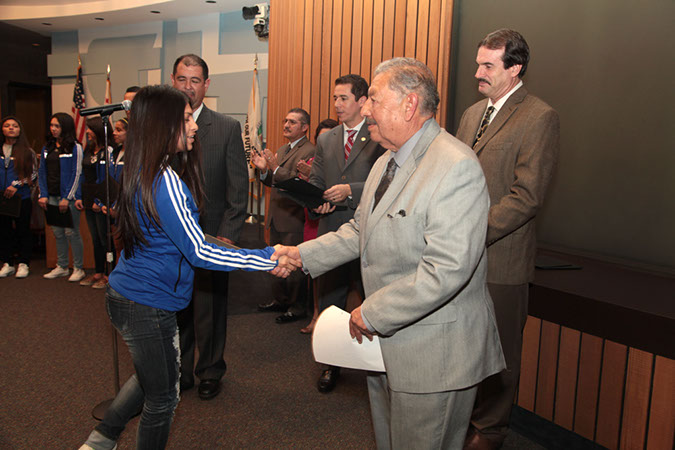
[38,197,48,211]
[251,149,268,171]
[3,186,17,198]
[263,149,279,172]
[296,159,312,180]
[58,198,69,213]
[349,305,375,344]
[312,202,336,215]
[323,184,351,203]
[272,244,302,268]
[217,236,235,246]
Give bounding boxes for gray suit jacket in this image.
[309,124,385,235]
[456,87,560,284]
[197,105,249,241]
[299,120,505,393]
[261,136,316,232]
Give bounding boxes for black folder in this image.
[205,234,241,250]
[0,195,21,218]
[274,177,346,211]
[45,204,74,228]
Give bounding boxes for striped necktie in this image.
[373,158,397,210]
[345,129,357,161]
[473,106,495,148]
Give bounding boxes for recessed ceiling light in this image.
[42,22,52,26]
[206,1,216,3]
[150,10,161,14]
[95,17,104,21]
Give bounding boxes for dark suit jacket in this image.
[197,105,249,241]
[456,86,560,284]
[308,124,385,235]
[261,136,316,233]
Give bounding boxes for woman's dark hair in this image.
[84,116,112,157]
[314,118,339,143]
[115,85,204,257]
[46,112,77,154]
[1,116,35,180]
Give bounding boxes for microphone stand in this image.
[91,112,120,420]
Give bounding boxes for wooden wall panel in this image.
[646,356,675,450]
[517,316,541,411]
[619,349,653,450]
[350,0,364,75]
[535,320,560,420]
[595,340,628,449]
[573,333,603,440]
[554,326,581,430]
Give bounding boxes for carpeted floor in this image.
[0,224,546,449]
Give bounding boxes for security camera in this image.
[242,3,269,40]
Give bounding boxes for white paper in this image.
[311,305,386,372]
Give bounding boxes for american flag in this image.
[72,62,86,143]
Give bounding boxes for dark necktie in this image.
[344,129,357,161]
[473,106,495,148]
[373,158,397,210]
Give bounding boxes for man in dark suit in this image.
[171,54,249,400]
[306,74,385,392]
[455,30,560,449]
[274,57,504,449]
[253,108,315,323]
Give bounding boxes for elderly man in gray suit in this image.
[171,54,249,400]
[274,58,504,449]
[456,30,560,449]
[305,74,385,392]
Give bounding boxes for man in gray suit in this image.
[306,74,385,392]
[171,54,249,400]
[253,108,315,323]
[455,30,560,449]
[275,58,504,449]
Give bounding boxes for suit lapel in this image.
[473,86,528,155]
[278,136,307,166]
[196,106,212,142]
[363,120,441,248]
[329,125,346,171]
[344,125,371,170]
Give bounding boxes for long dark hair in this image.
[1,116,35,180]
[115,85,204,257]
[46,112,77,154]
[84,116,111,157]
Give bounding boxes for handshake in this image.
[269,245,303,278]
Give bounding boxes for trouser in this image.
[177,268,229,383]
[0,197,33,265]
[470,283,529,441]
[48,195,83,269]
[269,225,307,315]
[85,286,180,450]
[367,373,477,450]
[85,208,115,274]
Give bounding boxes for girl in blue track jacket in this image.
[80,85,291,450]
[0,116,37,278]
[38,112,85,281]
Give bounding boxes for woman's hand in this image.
[3,186,17,198]
[38,197,48,211]
[75,200,84,211]
[58,198,69,213]
[92,203,101,213]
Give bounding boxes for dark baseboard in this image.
[510,406,607,450]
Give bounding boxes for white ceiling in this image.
[0,0,253,35]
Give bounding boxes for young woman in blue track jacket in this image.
[80,85,293,450]
[0,116,37,278]
[37,112,85,282]
[79,117,115,289]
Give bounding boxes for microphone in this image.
[80,100,132,117]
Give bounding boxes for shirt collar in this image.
[192,103,205,122]
[289,136,305,149]
[392,118,432,168]
[487,80,523,117]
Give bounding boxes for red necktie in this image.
[345,129,357,161]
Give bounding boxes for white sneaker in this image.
[15,263,29,278]
[69,268,86,282]
[44,266,69,279]
[0,263,15,277]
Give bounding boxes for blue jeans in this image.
[86,287,180,450]
[48,195,83,269]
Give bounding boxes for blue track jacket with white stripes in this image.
[109,167,277,311]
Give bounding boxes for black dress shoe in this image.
[317,367,340,393]
[275,311,307,324]
[198,379,221,400]
[257,301,288,312]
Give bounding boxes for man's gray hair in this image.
[373,57,440,115]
